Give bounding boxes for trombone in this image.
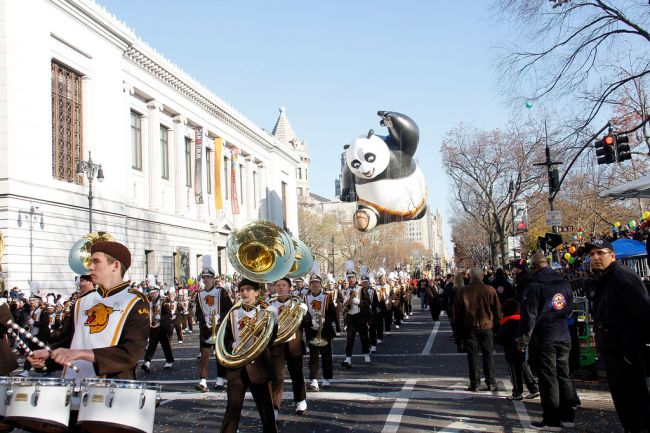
[204,310,219,345]
[309,310,328,347]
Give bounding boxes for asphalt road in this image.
[7,299,622,432]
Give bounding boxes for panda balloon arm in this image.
[378,111,419,157]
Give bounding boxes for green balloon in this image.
[525,100,533,109]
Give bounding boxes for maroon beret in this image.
[91,241,131,271]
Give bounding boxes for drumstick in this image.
[0,303,79,372]
[7,328,36,357]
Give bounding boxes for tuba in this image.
[68,231,114,275]
[216,220,294,368]
[268,294,306,345]
[287,236,313,279]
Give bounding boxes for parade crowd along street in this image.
[0,225,649,433]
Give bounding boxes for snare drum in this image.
[77,378,160,433]
[4,377,74,433]
[0,377,13,432]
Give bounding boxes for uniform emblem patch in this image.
[311,300,322,311]
[84,303,116,334]
[551,293,566,311]
[204,295,215,306]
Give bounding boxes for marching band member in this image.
[269,277,308,415]
[0,298,18,375]
[28,240,150,380]
[341,270,371,368]
[375,272,390,343]
[391,278,404,330]
[220,279,278,433]
[167,287,184,343]
[304,274,337,391]
[177,284,192,335]
[141,286,174,372]
[326,277,342,335]
[78,274,95,294]
[195,266,233,392]
[293,276,306,297]
[364,276,379,353]
[20,291,50,376]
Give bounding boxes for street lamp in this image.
[17,206,44,283]
[329,235,335,276]
[76,151,105,233]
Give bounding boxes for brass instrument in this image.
[226,220,295,283]
[151,303,160,327]
[268,294,306,345]
[204,309,218,345]
[215,299,277,369]
[68,231,114,275]
[343,289,357,314]
[287,236,314,279]
[309,310,328,347]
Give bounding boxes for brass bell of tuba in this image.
[68,231,114,275]
[225,220,295,283]
[287,236,313,279]
[215,299,277,369]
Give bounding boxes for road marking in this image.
[422,320,441,355]
[150,351,470,363]
[502,379,534,432]
[439,418,485,432]
[381,379,417,433]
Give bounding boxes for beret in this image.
[91,241,132,271]
[237,278,261,291]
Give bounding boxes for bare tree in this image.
[495,0,650,135]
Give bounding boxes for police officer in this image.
[588,239,650,433]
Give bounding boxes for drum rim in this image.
[9,377,75,386]
[80,378,161,391]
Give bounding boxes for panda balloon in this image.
[340,111,428,232]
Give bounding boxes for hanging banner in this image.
[231,147,240,214]
[214,137,223,210]
[194,127,204,204]
[512,200,528,233]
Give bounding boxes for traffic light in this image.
[615,134,631,162]
[549,168,560,193]
[595,134,616,165]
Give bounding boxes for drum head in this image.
[77,421,149,433]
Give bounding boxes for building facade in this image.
[0,0,300,293]
[403,208,447,268]
[272,107,311,205]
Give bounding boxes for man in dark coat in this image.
[518,252,574,431]
[454,267,502,392]
[512,259,534,301]
[491,268,515,305]
[589,239,650,433]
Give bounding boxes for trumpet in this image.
[204,310,219,345]
[309,310,328,347]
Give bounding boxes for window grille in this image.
[51,62,83,183]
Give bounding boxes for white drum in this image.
[0,376,13,432]
[4,377,74,433]
[77,378,160,433]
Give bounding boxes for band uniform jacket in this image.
[0,321,18,375]
[303,291,337,341]
[48,282,150,380]
[222,305,278,384]
[270,297,305,357]
[195,286,233,342]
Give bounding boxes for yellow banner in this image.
[214,137,223,210]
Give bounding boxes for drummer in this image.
[27,240,150,380]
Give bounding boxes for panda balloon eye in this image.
[365,153,376,163]
[351,160,361,169]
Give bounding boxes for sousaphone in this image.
[68,231,114,275]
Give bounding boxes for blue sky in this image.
[97,0,514,248]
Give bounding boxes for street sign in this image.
[557,225,574,233]
[545,210,562,226]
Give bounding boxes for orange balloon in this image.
[569,246,576,254]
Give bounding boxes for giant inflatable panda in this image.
[340,111,428,232]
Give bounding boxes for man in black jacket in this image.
[518,252,574,432]
[511,259,533,302]
[589,239,650,433]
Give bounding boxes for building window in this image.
[51,61,83,183]
[224,156,229,199]
[239,164,244,204]
[131,111,142,170]
[160,126,169,179]
[253,171,258,207]
[297,187,303,197]
[185,137,192,187]
[297,167,302,179]
[281,181,288,229]
[206,149,212,194]
[305,168,308,180]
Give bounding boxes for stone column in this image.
[122,82,135,203]
[245,157,255,218]
[172,115,187,215]
[147,101,162,210]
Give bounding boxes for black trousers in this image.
[368,317,377,346]
[508,354,538,396]
[308,339,333,380]
[173,317,183,342]
[270,344,306,410]
[220,368,277,433]
[345,315,370,356]
[537,342,575,426]
[144,327,174,363]
[393,306,402,327]
[604,350,650,433]
[375,308,385,340]
[463,328,496,387]
[383,307,393,332]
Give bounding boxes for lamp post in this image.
[76,151,105,233]
[17,206,44,283]
[329,235,335,276]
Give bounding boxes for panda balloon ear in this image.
[343,144,350,150]
[367,129,374,139]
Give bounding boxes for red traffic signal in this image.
[595,134,616,165]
